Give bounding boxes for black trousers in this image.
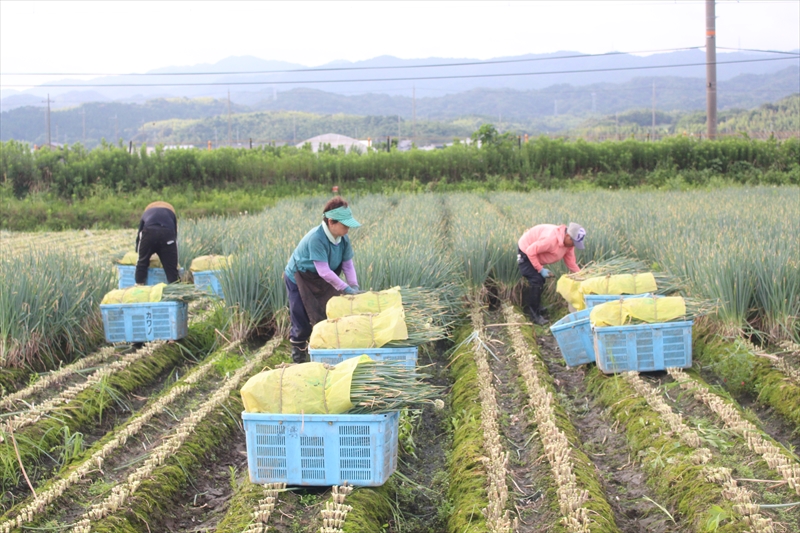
[285,274,312,346]
[136,226,179,284]
[517,248,545,312]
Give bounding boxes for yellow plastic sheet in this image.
[118,251,165,267]
[557,276,586,311]
[240,355,368,414]
[190,254,233,272]
[326,286,403,318]
[101,283,166,304]
[590,296,687,327]
[309,305,408,349]
[580,273,657,296]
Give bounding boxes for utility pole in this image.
[227,89,232,147]
[706,0,717,139]
[652,81,656,141]
[591,92,597,114]
[412,85,416,142]
[80,108,86,144]
[43,94,52,146]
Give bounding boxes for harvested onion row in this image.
[0,339,242,533]
[2,342,165,437]
[704,467,775,533]
[0,345,119,412]
[3,304,210,437]
[244,482,286,533]
[503,305,591,533]
[622,372,710,457]
[668,367,800,496]
[622,372,774,532]
[738,338,800,387]
[318,483,354,533]
[469,308,516,533]
[70,338,280,533]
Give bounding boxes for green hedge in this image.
[2,136,798,199]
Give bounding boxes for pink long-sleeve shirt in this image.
[313,259,357,291]
[518,224,579,273]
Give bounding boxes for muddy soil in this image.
[164,423,332,533]
[388,340,452,533]
[536,329,683,533]
[483,310,560,531]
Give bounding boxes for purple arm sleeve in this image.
[341,259,358,287]
[313,261,349,291]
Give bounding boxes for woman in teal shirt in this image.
[284,197,361,363]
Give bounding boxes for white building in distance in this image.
[297,133,370,154]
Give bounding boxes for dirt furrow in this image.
[535,325,683,533]
[483,308,560,531]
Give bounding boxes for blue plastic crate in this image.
[100,301,188,343]
[550,309,594,367]
[117,265,184,289]
[193,270,224,298]
[593,320,693,374]
[242,411,399,487]
[309,347,417,368]
[584,292,652,309]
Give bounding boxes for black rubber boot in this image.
[290,340,308,364]
[525,285,549,326]
[524,306,549,326]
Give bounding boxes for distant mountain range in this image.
[3,63,798,147]
[2,49,798,110]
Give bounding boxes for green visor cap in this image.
[324,206,361,228]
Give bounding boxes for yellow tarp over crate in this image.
[240,355,367,414]
[190,254,232,272]
[580,273,657,296]
[590,296,686,327]
[557,276,585,310]
[557,273,658,311]
[118,251,167,268]
[101,283,166,304]
[310,305,408,349]
[326,286,403,318]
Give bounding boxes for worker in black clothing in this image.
[135,201,179,284]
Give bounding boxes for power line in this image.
[717,46,800,56]
[2,57,796,90]
[0,46,706,77]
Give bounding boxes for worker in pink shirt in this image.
[517,222,586,325]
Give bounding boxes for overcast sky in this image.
[1,0,798,89]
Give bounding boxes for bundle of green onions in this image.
[569,256,685,295]
[385,306,448,347]
[161,283,215,303]
[678,297,719,320]
[348,360,443,413]
[396,285,460,328]
[621,297,719,325]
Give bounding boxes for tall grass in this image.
[0,250,115,368]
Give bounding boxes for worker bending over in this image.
[135,201,179,285]
[517,222,586,325]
